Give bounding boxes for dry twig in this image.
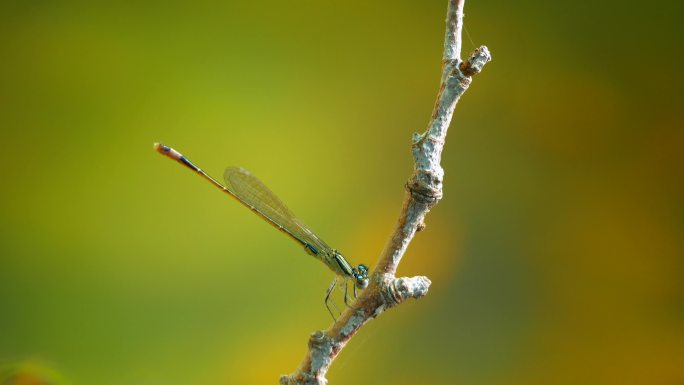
[280,1,491,384]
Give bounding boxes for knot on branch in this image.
[280,331,337,385]
[460,45,491,76]
[387,276,432,306]
[406,169,443,205]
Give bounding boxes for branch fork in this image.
[281,1,490,384]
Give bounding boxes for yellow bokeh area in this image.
[1,1,682,385]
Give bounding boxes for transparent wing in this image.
[223,167,333,255]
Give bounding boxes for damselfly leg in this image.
[343,280,351,308]
[325,278,341,320]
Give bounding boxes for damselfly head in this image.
[353,264,369,289]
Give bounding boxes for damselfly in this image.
[153,143,369,319]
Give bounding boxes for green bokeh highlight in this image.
[1,1,681,384]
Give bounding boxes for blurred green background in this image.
[0,0,682,384]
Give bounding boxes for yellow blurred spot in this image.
[0,361,70,385]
